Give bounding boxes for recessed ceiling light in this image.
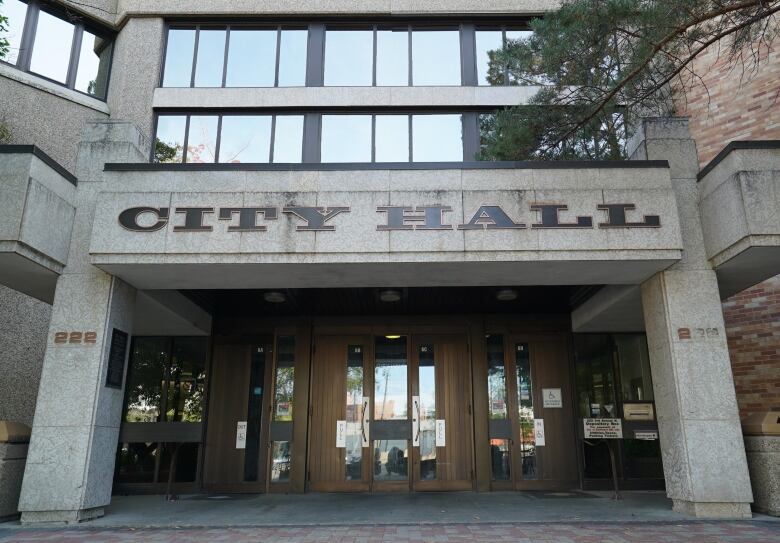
[385,335,402,339]
[379,289,401,303]
[496,288,518,302]
[263,291,286,303]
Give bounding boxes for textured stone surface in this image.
[117,0,560,20]
[745,436,780,516]
[637,119,754,518]
[18,122,144,524]
[0,285,50,427]
[106,18,164,144]
[153,86,541,109]
[0,71,109,174]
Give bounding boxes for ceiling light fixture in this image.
[263,291,286,303]
[379,289,402,303]
[496,288,518,302]
[385,335,402,340]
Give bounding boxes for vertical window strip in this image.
[273,27,282,87]
[181,115,191,164]
[220,26,230,88]
[189,27,199,88]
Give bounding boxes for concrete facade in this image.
[0,0,778,525]
[631,118,753,518]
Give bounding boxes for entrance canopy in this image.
[89,163,682,290]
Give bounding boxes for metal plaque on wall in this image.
[105,328,128,389]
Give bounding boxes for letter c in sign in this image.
[118,207,170,232]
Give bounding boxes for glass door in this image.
[371,335,410,491]
[411,335,474,491]
[309,335,371,491]
[485,334,577,490]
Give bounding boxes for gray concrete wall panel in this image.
[636,118,753,519]
[153,86,542,110]
[117,0,560,22]
[0,69,109,174]
[0,285,50,428]
[106,18,164,144]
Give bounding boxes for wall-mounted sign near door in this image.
[105,328,129,389]
[583,418,623,439]
[542,388,563,408]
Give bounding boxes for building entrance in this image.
[309,334,473,492]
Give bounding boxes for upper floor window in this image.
[162,25,307,88]
[475,28,533,86]
[153,111,468,164]
[160,21,534,89]
[0,0,113,100]
[323,26,461,86]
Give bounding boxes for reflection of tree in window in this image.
[124,338,167,422]
[154,138,183,163]
[274,367,295,421]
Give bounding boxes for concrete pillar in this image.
[630,118,753,518]
[18,121,146,523]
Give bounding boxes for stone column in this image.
[18,121,147,523]
[630,118,753,518]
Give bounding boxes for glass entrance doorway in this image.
[486,333,579,490]
[308,334,473,491]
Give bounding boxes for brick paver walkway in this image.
[1,522,779,542]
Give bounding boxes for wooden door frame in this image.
[410,333,475,492]
[307,334,373,492]
[506,332,579,491]
[203,336,273,493]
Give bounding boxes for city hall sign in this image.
[118,203,661,233]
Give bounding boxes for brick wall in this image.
[676,34,780,167]
[721,275,780,419]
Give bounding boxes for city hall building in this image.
[1,0,779,525]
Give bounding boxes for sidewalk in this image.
[1,491,778,542]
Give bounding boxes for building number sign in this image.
[53,331,97,345]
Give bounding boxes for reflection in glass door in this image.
[417,344,436,481]
[515,343,537,480]
[345,345,365,481]
[373,336,409,485]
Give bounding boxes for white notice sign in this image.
[336,420,347,448]
[534,419,545,446]
[542,388,563,408]
[634,430,658,441]
[236,421,247,449]
[583,418,623,439]
[436,419,446,447]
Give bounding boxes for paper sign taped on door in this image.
[236,421,247,449]
[534,419,545,446]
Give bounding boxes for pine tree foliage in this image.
[479,0,780,161]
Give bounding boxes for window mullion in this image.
[221,26,230,88]
[371,114,376,163]
[190,27,200,88]
[371,25,377,87]
[214,115,223,163]
[269,114,277,163]
[17,0,40,71]
[182,115,191,164]
[65,22,83,90]
[408,113,413,162]
[460,23,477,86]
[274,27,281,87]
[407,25,412,86]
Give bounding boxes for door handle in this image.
[415,398,421,445]
[361,399,369,444]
